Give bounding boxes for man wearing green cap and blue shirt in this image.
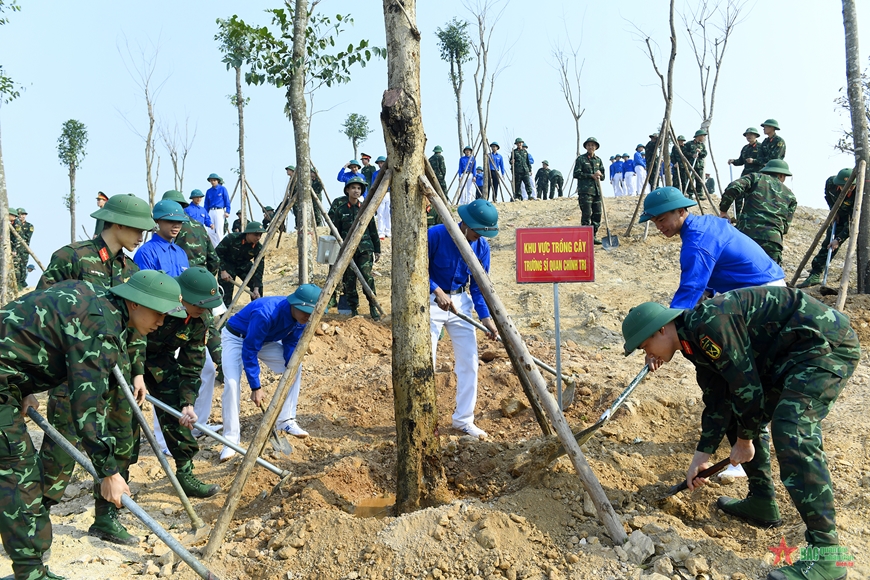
[621,286,859,580]
[755,118,786,168]
[428,199,499,440]
[161,190,219,276]
[337,159,363,183]
[0,270,182,580]
[457,146,477,205]
[487,142,505,201]
[185,189,214,230]
[720,159,797,265]
[573,137,606,242]
[216,220,267,306]
[633,144,648,195]
[429,146,448,193]
[133,199,190,276]
[205,172,230,246]
[622,153,637,197]
[219,284,323,460]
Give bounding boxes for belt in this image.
[448,285,468,295]
[225,325,245,339]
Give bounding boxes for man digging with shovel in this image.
[622,287,859,580]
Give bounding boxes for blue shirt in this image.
[609,163,617,180]
[622,159,635,174]
[527,153,534,166]
[226,297,305,391]
[458,156,476,176]
[489,152,505,174]
[475,172,484,187]
[428,224,491,319]
[133,234,190,276]
[185,203,212,228]
[337,167,362,183]
[612,160,624,177]
[671,214,784,309]
[633,151,647,168]
[205,184,231,213]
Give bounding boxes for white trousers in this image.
[208,208,225,247]
[220,329,302,445]
[430,292,478,428]
[623,171,636,196]
[611,174,626,197]
[635,165,648,195]
[376,191,391,237]
[152,348,219,451]
[458,174,476,205]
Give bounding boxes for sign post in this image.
[516,227,595,408]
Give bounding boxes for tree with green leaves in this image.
[340,112,372,159]
[0,0,21,303]
[436,18,472,155]
[57,120,88,243]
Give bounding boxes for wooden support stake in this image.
[836,160,866,311]
[243,177,267,211]
[203,171,392,561]
[668,124,718,215]
[10,226,45,271]
[422,174,626,545]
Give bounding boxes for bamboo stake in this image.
[421,174,626,545]
[669,124,719,215]
[836,160,866,311]
[423,157,453,208]
[203,171,392,560]
[243,177,267,211]
[228,177,241,204]
[9,226,45,271]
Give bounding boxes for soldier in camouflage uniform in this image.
[36,194,155,546]
[682,129,708,200]
[0,271,182,580]
[359,153,376,186]
[720,159,797,265]
[231,209,243,234]
[15,208,33,289]
[8,208,21,287]
[548,168,564,198]
[726,128,763,217]
[670,135,688,192]
[573,137,606,244]
[509,138,535,201]
[756,118,786,168]
[161,190,220,276]
[645,132,661,190]
[622,286,859,580]
[798,168,856,288]
[145,267,223,498]
[535,161,551,200]
[216,221,266,306]
[429,146,448,193]
[328,176,381,319]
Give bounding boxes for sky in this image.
[1,0,868,286]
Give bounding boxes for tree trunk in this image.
[352,141,358,161]
[146,93,157,208]
[843,0,870,292]
[0,131,9,305]
[69,166,77,243]
[292,0,312,285]
[382,0,450,514]
[454,67,464,157]
[236,66,248,230]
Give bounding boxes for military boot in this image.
[767,549,848,580]
[89,498,139,545]
[176,462,220,498]
[370,304,381,321]
[326,294,338,310]
[797,272,822,288]
[717,494,782,528]
[350,308,359,317]
[37,567,66,580]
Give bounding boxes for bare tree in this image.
[551,43,585,158]
[158,116,197,192]
[834,57,869,155]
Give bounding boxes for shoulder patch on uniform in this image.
[700,335,722,360]
[680,340,694,355]
[99,248,109,263]
[176,331,190,341]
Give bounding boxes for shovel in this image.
[260,404,294,456]
[821,222,837,291]
[594,178,618,250]
[659,457,731,500]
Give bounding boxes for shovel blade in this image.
[269,430,294,456]
[601,233,619,251]
[560,382,576,411]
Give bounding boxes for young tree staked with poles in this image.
[435,17,473,156]
[340,112,372,160]
[57,119,88,244]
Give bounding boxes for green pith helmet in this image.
[177,267,223,309]
[17,208,27,215]
[514,137,524,144]
[639,186,697,223]
[457,198,499,238]
[207,173,223,183]
[760,159,792,176]
[91,194,156,231]
[677,135,686,141]
[161,190,187,205]
[621,302,685,356]
[285,165,295,171]
[375,156,387,163]
[583,136,600,150]
[622,153,629,157]
[463,145,472,152]
[8,207,18,216]
[636,144,645,149]
[650,132,659,138]
[243,221,266,234]
[348,159,362,168]
[109,270,185,318]
[287,283,323,314]
[761,118,780,130]
[694,129,707,137]
[264,205,274,211]
[189,189,204,199]
[433,146,443,153]
[833,168,853,186]
[743,127,760,137]
[152,199,189,222]
[490,142,499,148]
[236,210,242,216]
[344,175,368,195]
[542,160,549,165]
[609,156,615,161]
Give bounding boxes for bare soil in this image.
[4,196,869,580]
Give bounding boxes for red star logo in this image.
[769,537,799,566]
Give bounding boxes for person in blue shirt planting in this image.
[133,199,190,276]
[205,173,231,247]
[219,284,322,461]
[428,199,499,440]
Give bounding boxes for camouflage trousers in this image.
[513,172,534,201]
[535,181,549,199]
[16,250,28,289]
[341,251,375,310]
[38,383,140,506]
[145,371,199,467]
[748,237,783,266]
[577,189,601,236]
[810,227,846,275]
[549,176,564,198]
[0,401,53,580]
[685,168,706,199]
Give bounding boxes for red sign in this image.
[516,227,595,283]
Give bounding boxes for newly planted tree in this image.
[159,116,196,193]
[435,18,472,155]
[340,112,372,159]
[57,120,88,243]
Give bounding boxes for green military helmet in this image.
[490,141,500,149]
[152,199,190,222]
[17,208,27,215]
[639,186,697,223]
[91,194,157,231]
[677,135,686,141]
[743,127,761,137]
[287,283,323,314]
[433,146,443,153]
[542,160,549,165]
[514,137,524,144]
[189,189,204,199]
[376,156,387,163]
[285,165,296,171]
[243,221,266,234]
[462,145,473,152]
[759,159,792,176]
[694,129,707,137]
[609,156,615,161]
[348,159,362,168]
[161,190,187,205]
[207,173,223,183]
[760,118,780,130]
[8,207,18,216]
[110,270,185,318]
[236,209,242,216]
[264,205,274,211]
[833,168,852,186]
[622,153,629,157]
[649,132,659,138]
[582,136,600,150]
[457,198,499,238]
[621,302,684,356]
[636,144,645,149]
[344,175,368,195]
[177,266,223,309]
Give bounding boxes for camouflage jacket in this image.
[10,219,22,253]
[0,280,137,477]
[176,219,220,276]
[731,142,762,176]
[675,286,860,451]
[216,233,265,288]
[670,145,687,173]
[231,218,242,234]
[644,139,659,169]
[824,176,855,243]
[37,235,145,377]
[720,173,797,243]
[361,165,376,187]
[145,311,212,408]
[535,167,551,186]
[510,148,533,174]
[549,169,563,182]
[572,154,605,194]
[757,134,786,166]
[327,196,381,255]
[682,140,707,169]
[18,221,34,246]
[429,153,447,182]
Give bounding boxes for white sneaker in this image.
[455,423,488,439]
[219,447,237,462]
[279,420,309,439]
[193,423,223,438]
[720,463,747,478]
